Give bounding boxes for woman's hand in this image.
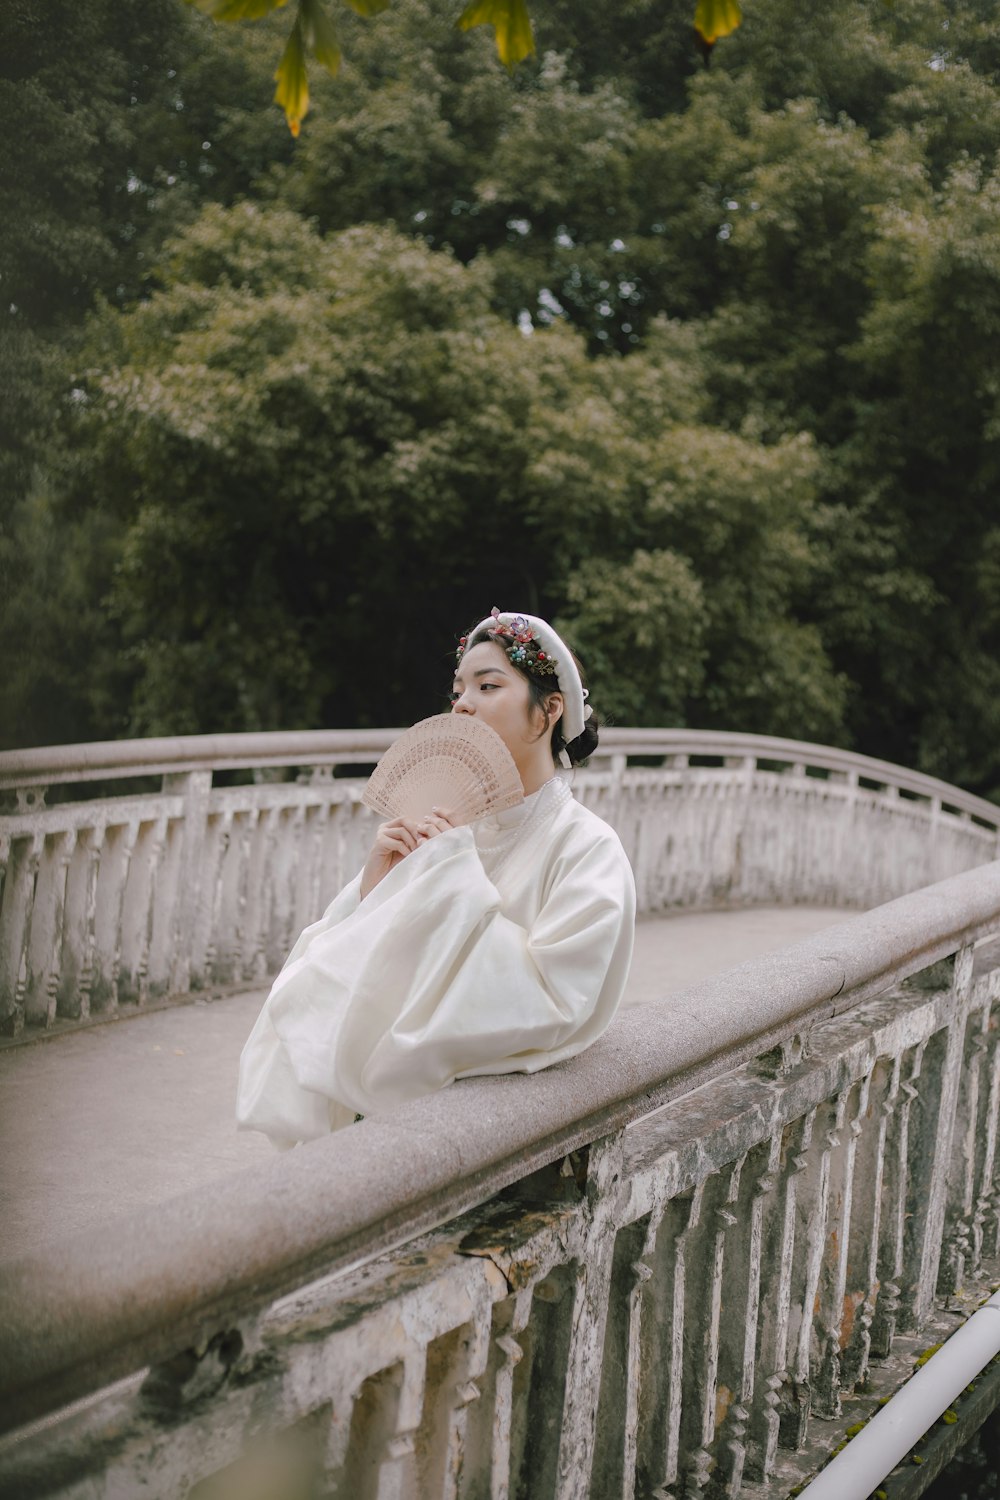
[416,807,456,840]
[360,808,457,898]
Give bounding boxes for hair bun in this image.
[565,720,599,766]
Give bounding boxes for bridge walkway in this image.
[0,906,850,1261]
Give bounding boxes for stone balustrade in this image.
[1,727,997,1037]
[2,861,1000,1498]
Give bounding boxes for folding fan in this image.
[362,714,524,826]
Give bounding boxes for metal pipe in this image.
[798,1293,1000,1499]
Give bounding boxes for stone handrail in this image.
[1,728,998,1040]
[2,860,1000,1497]
[2,726,999,824]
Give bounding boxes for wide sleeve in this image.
[237,819,635,1144]
[235,871,364,1148]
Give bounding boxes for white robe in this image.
[236,777,636,1148]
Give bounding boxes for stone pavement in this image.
[0,906,850,1261]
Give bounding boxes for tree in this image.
[6,0,1000,803]
[0,0,295,733]
[27,202,838,747]
[186,0,744,136]
[829,160,1000,788]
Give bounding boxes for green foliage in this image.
[185,0,739,135]
[0,479,132,747]
[58,212,541,733]
[457,0,535,69]
[31,203,836,744]
[694,0,742,46]
[0,0,189,328]
[558,550,707,726]
[6,0,1000,803]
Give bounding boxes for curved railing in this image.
[2,726,999,815]
[1,728,997,1038]
[2,860,1000,1498]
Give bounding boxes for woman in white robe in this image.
[236,609,636,1148]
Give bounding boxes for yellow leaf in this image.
[274,15,309,136]
[457,0,535,70]
[300,0,341,73]
[693,0,742,45]
[186,0,291,19]
[342,0,390,13]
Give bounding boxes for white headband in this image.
[466,610,592,745]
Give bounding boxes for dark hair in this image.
[462,624,600,767]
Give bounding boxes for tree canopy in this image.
[4,0,1000,801]
[185,0,744,136]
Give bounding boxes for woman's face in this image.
[451,640,561,767]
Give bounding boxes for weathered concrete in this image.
[3,864,1000,1448]
[3,728,996,1038]
[0,906,849,1259]
[3,723,1000,1498]
[2,870,1000,1499]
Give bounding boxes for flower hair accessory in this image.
[458,607,592,745]
[456,607,559,678]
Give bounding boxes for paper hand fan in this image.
[362,714,524,826]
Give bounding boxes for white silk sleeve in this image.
[236,820,635,1144]
[235,872,363,1148]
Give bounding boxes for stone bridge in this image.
[1,728,1000,1499]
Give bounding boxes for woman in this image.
[236,609,636,1148]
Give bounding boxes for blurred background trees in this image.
[3,0,999,798]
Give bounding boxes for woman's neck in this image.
[518,754,559,797]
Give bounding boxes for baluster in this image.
[987,1170,1000,1265]
[145,812,182,999]
[870,1048,916,1357]
[746,1111,815,1482]
[319,795,350,913]
[23,829,74,1027]
[635,1185,704,1499]
[242,804,277,983]
[381,1350,428,1500]
[504,1264,582,1500]
[0,832,41,1034]
[163,769,212,995]
[900,947,973,1328]
[204,808,238,984]
[415,1321,488,1500]
[590,1216,654,1500]
[940,965,994,1298]
[971,981,1000,1271]
[343,798,378,888]
[812,1076,871,1418]
[338,1350,427,1500]
[89,819,139,1014]
[265,804,305,972]
[337,797,362,891]
[840,1059,896,1391]
[783,1094,846,1448]
[711,1135,781,1496]
[630,786,652,910]
[322,1396,356,1499]
[212,810,247,984]
[554,1250,616,1497]
[118,816,167,1005]
[678,1159,746,1497]
[296,801,331,937]
[485,1290,533,1500]
[57,823,100,1020]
